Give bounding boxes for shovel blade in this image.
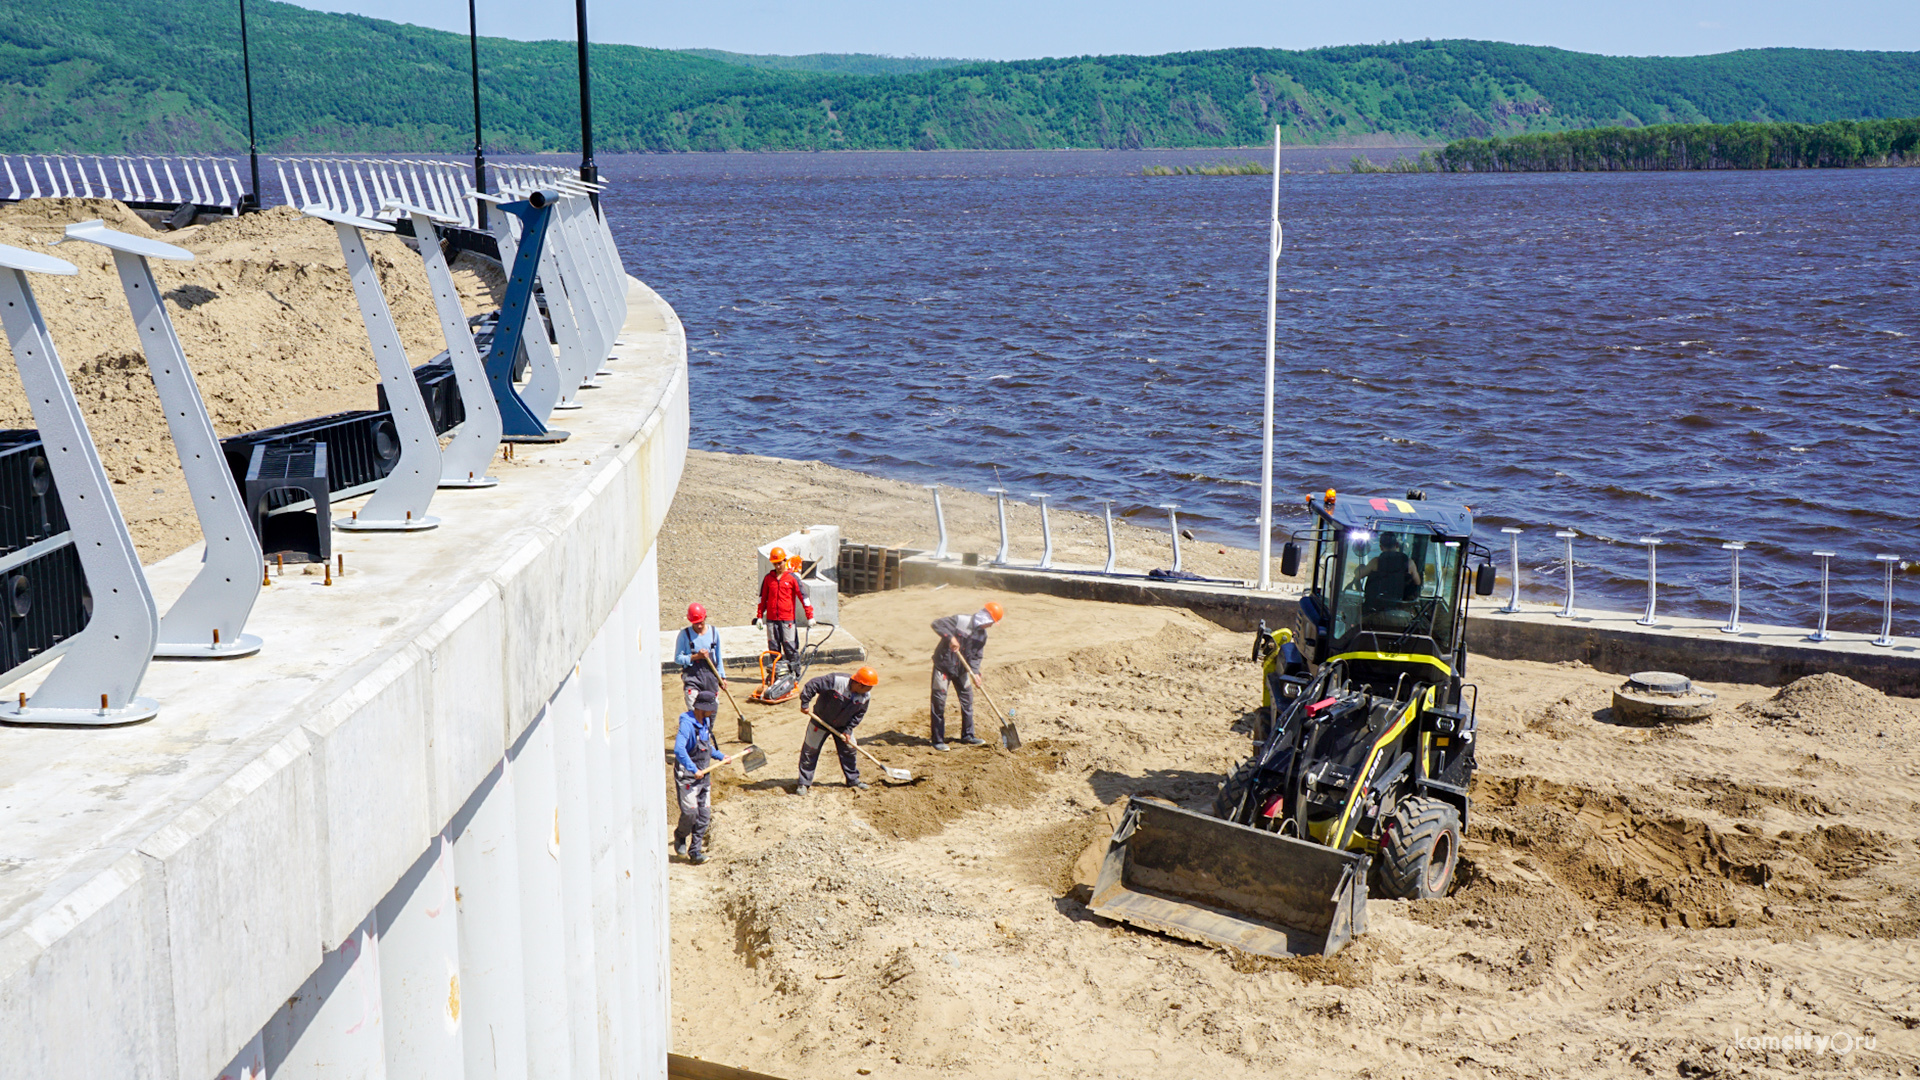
[741,745,768,773]
[737,717,755,744]
[884,767,913,783]
[1088,797,1368,958]
[1000,720,1022,750]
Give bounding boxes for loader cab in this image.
[1294,491,1484,700]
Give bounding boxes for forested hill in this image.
[4,0,1920,153]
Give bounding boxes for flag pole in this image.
[1258,125,1282,590]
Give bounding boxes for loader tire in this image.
[1378,797,1461,900]
[1213,758,1259,825]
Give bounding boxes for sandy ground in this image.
[659,465,1920,1080]
[0,198,505,560]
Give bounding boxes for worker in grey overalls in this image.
[673,690,730,864]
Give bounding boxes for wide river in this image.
[588,148,1916,635]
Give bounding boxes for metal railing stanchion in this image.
[1808,550,1836,642]
[1161,503,1183,573]
[1499,527,1523,613]
[925,485,948,560]
[1636,537,1661,625]
[1033,493,1053,569]
[1719,541,1746,633]
[1874,554,1902,647]
[1554,530,1578,617]
[1102,501,1117,574]
[989,487,1010,566]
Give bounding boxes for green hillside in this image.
[679,50,974,76]
[3,0,1920,153]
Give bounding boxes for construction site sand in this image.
[661,463,1920,1079]
[0,198,506,560]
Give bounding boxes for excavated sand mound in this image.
[0,198,504,560]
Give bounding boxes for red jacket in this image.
[756,569,813,622]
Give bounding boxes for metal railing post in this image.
[1102,501,1117,574]
[1636,537,1661,625]
[924,485,948,559]
[1554,530,1578,617]
[1808,550,1836,642]
[1033,493,1053,569]
[1161,503,1183,573]
[1874,554,1902,647]
[1719,542,1746,633]
[989,487,1010,566]
[1498,527,1523,613]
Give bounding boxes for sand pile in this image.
[1738,672,1920,745]
[0,198,506,560]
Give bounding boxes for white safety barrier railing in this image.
[271,157,478,229]
[0,155,249,213]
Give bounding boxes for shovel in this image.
[954,651,1020,750]
[806,710,913,785]
[702,653,754,744]
[698,744,766,776]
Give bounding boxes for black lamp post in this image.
[469,0,487,228]
[238,0,260,209]
[574,0,597,203]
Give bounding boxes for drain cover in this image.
[1625,671,1693,695]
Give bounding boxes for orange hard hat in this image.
[789,555,803,572]
[850,666,880,687]
[983,601,1005,623]
[768,546,787,565]
[686,602,706,624]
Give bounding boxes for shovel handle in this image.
[695,748,754,778]
[953,652,1012,724]
[806,710,894,772]
[701,653,749,720]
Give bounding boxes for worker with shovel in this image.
[929,602,1003,750]
[674,601,725,712]
[795,667,879,795]
[673,690,732,865]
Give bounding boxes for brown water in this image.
[587,149,1917,634]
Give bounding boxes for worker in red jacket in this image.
[754,545,813,672]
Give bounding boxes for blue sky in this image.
[292,0,1920,59]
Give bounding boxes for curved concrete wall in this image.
[0,276,688,1080]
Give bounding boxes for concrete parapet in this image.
[0,276,687,1078]
[893,554,1920,697]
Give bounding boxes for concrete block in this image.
[657,623,867,677]
[0,853,175,1078]
[138,728,322,1080]
[304,657,436,950]
[375,833,463,1080]
[425,587,512,831]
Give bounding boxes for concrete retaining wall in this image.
[894,556,1920,696]
[0,276,688,1079]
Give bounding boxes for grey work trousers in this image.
[798,720,860,787]
[930,667,975,744]
[673,770,712,858]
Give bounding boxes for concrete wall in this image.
[894,556,1920,696]
[0,277,687,1079]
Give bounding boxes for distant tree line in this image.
[1437,117,1920,171]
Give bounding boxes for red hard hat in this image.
[686,602,706,624]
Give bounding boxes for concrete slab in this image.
[657,623,867,676]
[892,554,1920,697]
[0,275,688,1078]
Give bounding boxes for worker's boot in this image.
[674,838,688,858]
[960,735,986,746]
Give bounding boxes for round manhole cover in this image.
[1626,671,1693,695]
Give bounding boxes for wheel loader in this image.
[1088,490,1498,957]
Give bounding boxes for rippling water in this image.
[591,149,1918,634]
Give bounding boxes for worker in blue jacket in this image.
[673,690,730,864]
[674,601,725,712]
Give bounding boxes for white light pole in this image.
[1258,125,1283,590]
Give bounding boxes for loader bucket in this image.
[1087,797,1369,958]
